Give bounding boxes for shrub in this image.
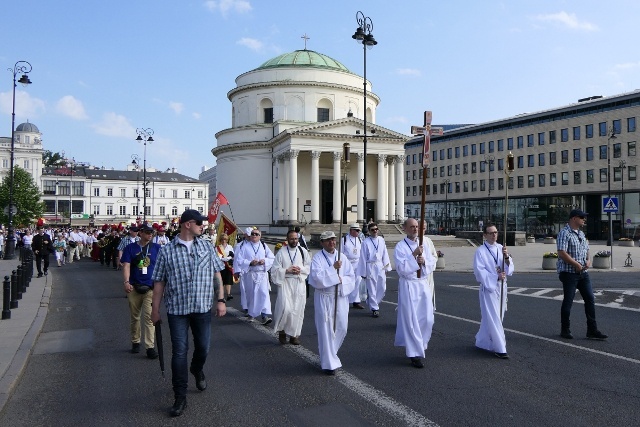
[543,252,558,258]
[594,250,611,257]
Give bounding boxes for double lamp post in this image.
[135,128,154,222]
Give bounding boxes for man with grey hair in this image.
[309,230,356,375]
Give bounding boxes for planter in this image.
[544,237,556,245]
[527,237,536,244]
[592,256,610,269]
[542,257,557,270]
[436,257,445,270]
[618,240,635,247]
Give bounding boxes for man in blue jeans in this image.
[557,209,608,340]
[152,210,226,417]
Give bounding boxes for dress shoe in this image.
[494,352,510,359]
[352,302,365,309]
[322,369,336,376]
[372,310,379,318]
[560,329,574,339]
[289,336,301,345]
[226,294,234,301]
[131,343,140,353]
[191,370,207,391]
[587,330,608,340]
[278,331,287,344]
[146,347,158,359]
[170,397,187,417]
[410,357,424,368]
[37,273,43,278]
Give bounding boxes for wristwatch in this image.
[217,299,226,303]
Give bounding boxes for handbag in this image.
[133,283,151,294]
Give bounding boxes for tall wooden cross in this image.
[301,33,310,50]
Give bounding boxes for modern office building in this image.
[404,91,640,240]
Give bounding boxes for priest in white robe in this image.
[473,223,514,359]
[309,231,356,375]
[342,223,365,309]
[394,218,438,369]
[235,228,275,324]
[357,223,392,317]
[233,228,253,314]
[272,230,310,345]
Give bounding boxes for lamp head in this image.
[352,27,366,41]
[18,74,32,86]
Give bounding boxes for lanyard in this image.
[483,242,499,266]
[403,238,417,252]
[349,237,358,248]
[370,237,379,252]
[286,246,297,264]
[251,242,260,257]
[321,250,335,267]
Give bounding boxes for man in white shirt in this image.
[357,223,391,317]
[342,223,364,309]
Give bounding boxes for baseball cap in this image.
[180,209,208,224]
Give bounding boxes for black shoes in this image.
[191,370,207,391]
[146,348,158,359]
[372,310,379,318]
[131,343,140,353]
[587,330,608,340]
[352,302,365,309]
[170,397,187,417]
[44,270,48,276]
[226,294,233,301]
[261,316,272,325]
[560,329,574,339]
[37,273,43,278]
[289,336,301,345]
[410,357,424,368]
[322,369,336,376]
[494,352,510,359]
[278,331,287,344]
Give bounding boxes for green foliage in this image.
[0,166,45,226]
[42,150,66,167]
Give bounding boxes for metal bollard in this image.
[17,265,24,298]
[2,276,10,320]
[23,250,33,287]
[10,270,18,309]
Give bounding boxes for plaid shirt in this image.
[151,237,224,315]
[556,223,589,273]
[118,234,140,251]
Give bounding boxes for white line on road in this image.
[226,307,439,427]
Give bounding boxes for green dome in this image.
[257,50,350,72]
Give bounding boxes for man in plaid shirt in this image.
[151,209,226,417]
[557,209,607,341]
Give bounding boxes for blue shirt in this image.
[151,237,224,315]
[556,224,589,273]
[121,241,161,286]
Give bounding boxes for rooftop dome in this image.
[16,122,40,133]
[256,50,350,73]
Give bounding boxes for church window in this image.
[264,108,273,123]
[317,108,330,122]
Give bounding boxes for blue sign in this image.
[603,197,619,213]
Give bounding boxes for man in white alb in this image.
[343,223,365,309]
[357,223,391,317]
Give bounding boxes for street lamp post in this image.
[68,159,75,228]
[131,154,141,218]
[55,180,59,224]
[135,128,154,222]
[352,11,377,226]
[482,155,495,223]
[618,160,627,237]
[191,188,195,210]
[3,61,32,260]
[607,128,617,268]
[443,179,450,234]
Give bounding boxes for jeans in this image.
[167,311,212,398]
[559,271,597,331]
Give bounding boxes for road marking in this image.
[226,307,439,427]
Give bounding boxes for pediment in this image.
[284,117,409,141]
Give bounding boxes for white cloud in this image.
[613,61,640,71]
[204,0,252,17]
[237,37,264,52]
[533,11,598,31]
[92,112,135,138]
[169,102,184,115]
[56,95,89,120]
[396,68,422,77]
[0,90,46,118]
[192,112,202,119]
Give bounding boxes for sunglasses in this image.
[251,232,261,236]
[370,228,379,231]
[486,231,498,235]
[190,220,203,226]
[578,216,586,220]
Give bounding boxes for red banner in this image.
[216,212,238,245]
[208,192,229,224]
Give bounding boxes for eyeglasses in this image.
[189,220,203,226]
[251,232,261,236]
[140,230,153,234]
[370,228,379,231]
[578,216,586,220]
[485,231,498,235]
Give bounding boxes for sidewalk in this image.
[0,258,52,413]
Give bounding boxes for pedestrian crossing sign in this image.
[603,197,619,213]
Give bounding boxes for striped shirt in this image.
[556,224,589,274]
[151,236,224,315]
[118,234,140,251]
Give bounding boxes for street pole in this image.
[136,129,154,222]
[3,61,32,260]
[619,160,626,238]
[607,128,616,269]
[131,154,141,219]
[443,179,450,234]
[69,160,74,228]
[483,155,494,224]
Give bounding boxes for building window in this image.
[507,137,514,150]
[561,150,569,164]
[159,206,166,215]
[455,182,460,193]
[317,108,330,122]
[628,117,636,132]
[264,107,273,123]
[600,168,607,182]
[489,179,494,191]
[586,124,593,138]
[447,148,452,159]
[447,165,452,176]
[527,134,534,147]
[538,174,545,187]
[471,180,477,192]
[134,189,139,198]
[463,145,468,156]
[517,156,524,168]
[550,173,557,186]
[479,142,485,154]
[480,162,486,173]
[171,206,178,216]
[561,128,569,142]
[2,159,8,168]
[573,149,581,162]
[93,205,100,215]
[626,141,636,156]
[432,168,437,178]
[23,160,30,169]
[549,151,556,165]
[432,184,438,194]
[42,180,56,195]
[613,143,622,158]
[120,188,126,197]
[160,189,165,198]
[508,176,514,190]
[471,144,477,155]
[133,206,139,216]
[517,136,523,149]
[145,206,151,216]
[614,167,623,182]
[549,130,556,144]
[586,147,594,161]
[145,188,151,198]
[93,187,100,197]
[106,205,113,215]
[185,190,191,199]
[107,188,113,197]
[24,136,30,144]
[528,175,534,188]
[455,164,460,175]
[412,154,417,164]
[455,147,460,158]
[412,186,417,196]
[599,122,607,136]
[488,140,494,152]
[406,171,411,181]
[613,119,621,134]
[600,145,607,159]
[517,176,524,188]
[480,180,486,191]
[538,133,544,145]
[440,166,444,176]
[562,172,569,185]
[497,159,503,171]
[463,181,469,192]
[629,166,637,180]
[119,205,126,215]
[538,153,545,166]
[586,169,594,183]
[574,171,581,184]
[573,126,580,140]
[406,187,410,196]
[497,139,504,151]
[498,177,504,190]
[463,163,468,174]
[527,155,534,167]
[406,156,410,165]
[172,189,178,198]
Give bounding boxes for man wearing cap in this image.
[357,222,392,317]
[153,226,170,246]
[235,227,275,324]
[117,225,140,270]
[343,223,365,309]
[151,209,226,417]
[121,223,161,359]
[309,230,356,375]
[557,209,608,340]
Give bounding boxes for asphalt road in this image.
[0,261,639,426]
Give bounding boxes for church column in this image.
[289,150,299,224]
[272,158,278,222]
[311,151,321,223]
[277,155,285,222]
[333,151,342,223]
[376,154,387,223]
[283,152,290,222]
[387,157,396,222]
[396,155,405,220]
[356,152,364,224]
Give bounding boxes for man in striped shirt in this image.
[151,209,226,417]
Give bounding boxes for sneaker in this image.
[146,348,158,359]
[261,316,273,325]
[226,294,234,301]
[560,329,574,339]
[131,343,140,354]
[44,270,48,276]
[587,330,608,340]
[372,310,379,318]
[352,302,365,309]
[410,357,424,368]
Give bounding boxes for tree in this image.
[0,166,45,227]
[42,150,66,167]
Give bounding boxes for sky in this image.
[2,0,640,179]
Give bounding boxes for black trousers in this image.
[36,252,50,274]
